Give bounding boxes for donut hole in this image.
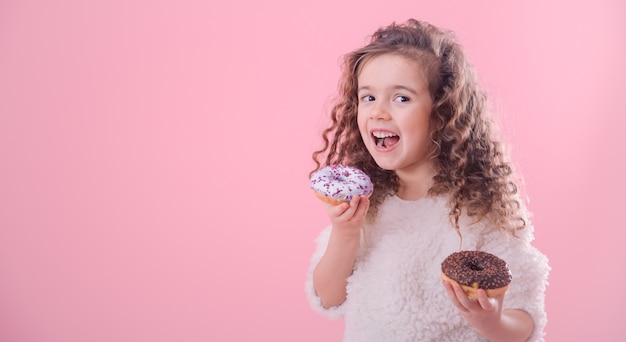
[464,261,485,272]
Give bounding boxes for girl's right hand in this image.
[322,195,370,236]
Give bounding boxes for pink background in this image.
[1,0,624,341]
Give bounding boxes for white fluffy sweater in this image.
[306,194,550,342]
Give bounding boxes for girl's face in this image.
[357,53,434,180]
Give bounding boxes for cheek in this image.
[402,118,431,148]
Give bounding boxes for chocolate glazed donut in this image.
[441,250,512,298]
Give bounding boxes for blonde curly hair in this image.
[311,19,526,233]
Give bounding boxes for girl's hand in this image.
[322,195,370,236]
[442,279,504,338]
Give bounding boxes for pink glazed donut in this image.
[310,165,374,205]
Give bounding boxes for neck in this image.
[394,163,436,200]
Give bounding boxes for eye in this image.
[393,95,410,103]
[360,95,375,102]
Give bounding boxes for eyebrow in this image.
[357,85,419,95]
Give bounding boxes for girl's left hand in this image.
[442,279,504,338]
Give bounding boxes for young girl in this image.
[305,19,550,341]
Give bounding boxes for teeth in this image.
[377,139,384,147]
[372,131,397,138]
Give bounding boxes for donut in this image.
[309,165,374,205]
[441,250,512,298]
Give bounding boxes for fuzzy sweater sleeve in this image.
[304,225,347,319]
[481,222,550,342]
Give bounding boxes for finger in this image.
[441,280,458,302]
[340,196,361,219]
[360,196,370,208]
[442,280,469,313]
[450,281,474,309]
[476,289,494,311]
[352,196,370,219]
[324,201,350,217]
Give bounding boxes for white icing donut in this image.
[310,165,373,203]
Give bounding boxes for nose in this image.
[370,102,391,120]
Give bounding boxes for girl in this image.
[305,19,550,341]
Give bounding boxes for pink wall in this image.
[1,0,624,341]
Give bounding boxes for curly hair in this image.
[311,19,526,233]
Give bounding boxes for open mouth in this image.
[372,131,399,149]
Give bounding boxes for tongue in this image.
[383,136,399,147]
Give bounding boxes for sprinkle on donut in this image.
[310,165,374,204]
[441,250,512,293]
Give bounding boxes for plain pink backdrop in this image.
[1,0,624,341]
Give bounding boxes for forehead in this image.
[357,54,429,88]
